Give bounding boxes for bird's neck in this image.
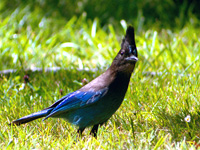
[108,64,133,80]
[106,66,132,91]
[79,64,133,92]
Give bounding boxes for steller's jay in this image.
[10,26,138,137]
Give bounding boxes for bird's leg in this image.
[90,124,99,138]
[77,128,85,137]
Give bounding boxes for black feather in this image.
[125,26,135,46]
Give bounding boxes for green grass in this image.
[1,4,200,150]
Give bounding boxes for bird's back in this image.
[61,68,132,128]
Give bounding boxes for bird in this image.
[9,26,138,138]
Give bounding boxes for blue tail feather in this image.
[10,108,53,126]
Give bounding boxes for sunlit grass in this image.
[1,5,200,149]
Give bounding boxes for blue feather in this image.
[43,88,108,120]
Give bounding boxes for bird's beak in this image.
[125,55,138,62]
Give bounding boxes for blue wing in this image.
[43,88,108,120]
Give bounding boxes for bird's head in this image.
[111,26,138,74]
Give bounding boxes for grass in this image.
[1,4,200,150]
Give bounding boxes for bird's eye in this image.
[120,51,124,55]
